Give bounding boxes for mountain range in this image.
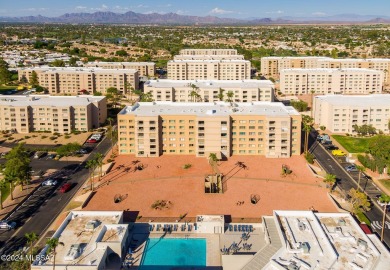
[0,11,389,24]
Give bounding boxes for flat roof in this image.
[119,101,300,117]
[314,94,390,107]
[262,56,330,60]
[145,79,274,89]
[317,58,390,63]
[85,61,155,66]
[264,211,390,270]
[280,68,382,73]
[17,67,138,73]
[35,211,125,267]
[168,59,250,63]
[0,95,105,107]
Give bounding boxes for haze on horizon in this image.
[1,0,389,19]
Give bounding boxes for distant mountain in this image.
[0,11,389,25]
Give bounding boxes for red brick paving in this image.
[84,155,337,218]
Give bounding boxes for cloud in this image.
[23,8,48,12]
[312,12,326,17]
[266,10,284,15]
[90,4,109,11]
[143,10,167,15]
[75,6,87,10]
[176,10,188,15]
[210,8,234,15]
[137,4,149,8]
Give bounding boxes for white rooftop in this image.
[280,68,382,73]
[168,59,250,63]
[317,58,390,63]
[144,79,274,89]
[0,95,105,107]
[315,94,390,107]
[263,211,390,270]
[18,67,138,74]
[85,61,155,66]
[119,101,300,117]
[34,211,126,267]
[263,56,330,60]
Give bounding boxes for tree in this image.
[226,91,234,103]
[56,143,81,157]
[348,188,371,214]
[86,158,98,191]
[106,87,120,108]
[302,115,314,154]
[29,71,39,86]
[20,75,28,84]
[68,57,78,67]
[208,153,218,173]
[290,100,308,112]
[356,165,366,191]
[0,58,11,85]
[378,193,390,241]
[323,173,336,192]
[46,238,64,270]
[218,88,225,101]
[95,153,104,182]
[25,232,38,269]
[50,60,65,67]
[140,91,154,102]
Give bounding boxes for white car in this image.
[42,179,58,186]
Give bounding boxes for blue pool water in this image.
[140,238,206,268]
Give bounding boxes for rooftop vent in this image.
[206,109,216,115]
[85,220,99,231]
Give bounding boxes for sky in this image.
[1,0,389,18]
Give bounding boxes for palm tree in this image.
[208,153,218,173]
[302,115,314,154]
[226,91,234,103]
[107,117,114,149]
[218,88,225,101]
[95,153,104,182]
[356,165,366,191]
[310,90,316,117]
[86,159,98,191]
[378,193,390,241]
[323,173,336,192]
[46,238,64,270]
[25,232,38,269]
[0,179,6,209]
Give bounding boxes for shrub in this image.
[183,164,192,169]
[53,132,61,136]
[7,137,14,140]
[41,135,48,139]
[24,136,31,139]
[64,135,71,139]
[305,152,315,164]
[49,136,57,140]
[320,126,326,131]
[107,158,113,163]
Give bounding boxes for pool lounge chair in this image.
[188,224,192,231]
[156,224,161,231]
[249,225,253,232]
[181,224,185,231]
[174,224,178,231]
[229,225,233,232]
[234,225,237,232]
[238,225,241,232]
[194,223,197,230]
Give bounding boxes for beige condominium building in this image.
[261,56,329,77]
[280,68,383,95]
[144,79,274,102]
[84,61,156,77]
[261,56,390,85]
[18,67,139,94]
[118,101,301,158]
[313,94,390,134]
[0,95,107,134]
[178,49,239,56]
[167,60,251,80]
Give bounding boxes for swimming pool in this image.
[140,238,206,269]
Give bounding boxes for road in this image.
[309,132,390,247]
[0,137,112,257]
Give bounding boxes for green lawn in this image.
[332,135,374,153]
[0,85,18,91]
[356,211,371,226]
[1,184,10,203]
[379,180,390,194]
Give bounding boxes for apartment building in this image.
[0,95,107,134]
[118,102,301,158]
[280,68,383,95]
[261,56,329,77]
[144,79,274,102]
[313,94,390,134]
[18,67,139,94]
[84,61,156,77]
[261,56,390,85]
[167,60,251,80]
[178,49,239,56]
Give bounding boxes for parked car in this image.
[59,183,73,193]
[34,151,46,159]
[86,138,97,143]
[47,153,56,159]
[325,145,339,150]
[0,220,16,231]
[42,179,58,186]
[332,150,346,156]
[345,165,358,172]
[54,154,62,160]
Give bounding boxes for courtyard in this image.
[84,154,337,220]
